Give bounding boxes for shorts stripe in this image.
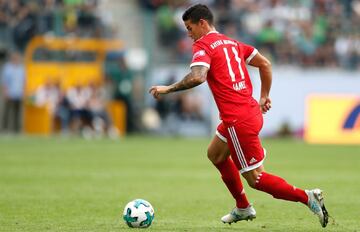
[228,129,245,168]
[230,127,247,167]
[228,127,246,168]
[230,127,248,168]
[228,126,247,168]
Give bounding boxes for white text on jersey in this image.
[210,40,237,49]
[233,81,246,91]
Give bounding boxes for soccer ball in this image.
[123,199,155,228]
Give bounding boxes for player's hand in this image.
[259,97,271,114]
[149,85,171,99]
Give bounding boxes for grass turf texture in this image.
[0,136,359,232]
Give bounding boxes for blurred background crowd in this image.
[142,0,360,69]
[0,0,359,138]
[0,0,112,52]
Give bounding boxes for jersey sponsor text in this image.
[210,39,238,50]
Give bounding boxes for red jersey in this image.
[190,31,260,125]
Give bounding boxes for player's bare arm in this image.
[249,52,272,113]
[149,65,208,99]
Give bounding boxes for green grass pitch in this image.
[0,136,359,232]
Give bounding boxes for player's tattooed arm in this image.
[149,65,208,99]
[168,65,208,92]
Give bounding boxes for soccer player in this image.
[149,4,329,228]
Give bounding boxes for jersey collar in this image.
[197,31,219,41]
[206,31,219,35]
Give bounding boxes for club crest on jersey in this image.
[192,50,206,60]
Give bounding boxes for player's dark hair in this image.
[182,4,214,25]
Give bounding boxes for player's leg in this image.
[233,113,328,227]
[242,166,308,204]
[227,112,307,204]
[208,132,250,209]
[211,123,256,224]
[242,166,328,227]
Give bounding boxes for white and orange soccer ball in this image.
[123,199,155,228]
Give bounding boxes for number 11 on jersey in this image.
[223,46,246,91]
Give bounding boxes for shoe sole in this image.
[314,190,329,228]
[222,215,256,225]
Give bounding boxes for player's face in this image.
[184,20,204,42]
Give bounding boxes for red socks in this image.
[255,172,308,205]
[214,159,308,208]
[214,157,250,208]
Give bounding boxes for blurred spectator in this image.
[34,79,59,112]
[156,2,182,47]
[55,92,72,134]
[106,55,136,133]
[38,0,56,34]
[256,20,282,60]
[1,51,25,133]
[87,83,118,138]
[335,33,360,70]
[295,22,318,66]
[12,2,37,51]
[154,74,178,120]
[66,84,92,133]
[33,78,71,133]
[176,91,204,121]
[0,0,8,43]
[139,0,166,11]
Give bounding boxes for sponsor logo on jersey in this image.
[210,39,237,49]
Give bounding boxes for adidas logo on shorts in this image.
[249,157,257,164]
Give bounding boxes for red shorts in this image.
[216,113,266,173]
